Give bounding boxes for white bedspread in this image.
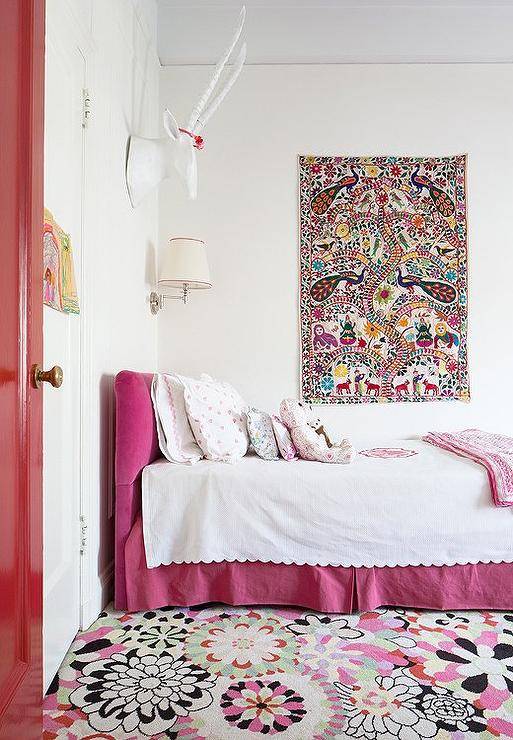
[142,440,513,569]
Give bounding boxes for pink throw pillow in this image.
[271,415,297,461]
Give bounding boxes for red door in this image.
[0,1,45,738]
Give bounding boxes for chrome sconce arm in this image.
[149,284,190,314]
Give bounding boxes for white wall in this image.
[157,3,513,65]
[70,0,160,624]
[158,64,513,440]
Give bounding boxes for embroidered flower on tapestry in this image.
[299,154,469,404]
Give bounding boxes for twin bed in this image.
[115,371,513,613]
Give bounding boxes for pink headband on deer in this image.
[179,129,204,150]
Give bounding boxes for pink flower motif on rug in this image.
[185,612,298,679]
[221,678,306,734]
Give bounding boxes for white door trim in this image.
[47,0,103,632]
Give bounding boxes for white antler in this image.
[187,6,246,132]
[193,42,246,132]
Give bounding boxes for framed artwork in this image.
[43,208,79,314]
[299,155,468,403]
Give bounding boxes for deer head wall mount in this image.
[126,6,246,207]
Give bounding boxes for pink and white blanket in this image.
[423,429,513,507]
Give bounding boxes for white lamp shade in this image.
[158,237,211,290]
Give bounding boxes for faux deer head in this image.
[126,6,246,207]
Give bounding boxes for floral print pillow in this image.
[246,408,280,460]
[271,415,297,461]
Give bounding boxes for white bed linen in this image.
[142,440,513,569]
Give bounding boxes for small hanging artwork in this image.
[299,154,468,403]
[43,208,80,314]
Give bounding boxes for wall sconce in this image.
[150,237,212,314]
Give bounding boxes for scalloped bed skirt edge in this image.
[120,516,513,613]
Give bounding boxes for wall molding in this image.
[53,0,96,56]
[81,560,113,629]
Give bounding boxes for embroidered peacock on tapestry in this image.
[299,155,469,403]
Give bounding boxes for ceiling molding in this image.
[158,1,513,7]
[157,3,513,65]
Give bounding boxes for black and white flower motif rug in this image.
[43,606,513,738]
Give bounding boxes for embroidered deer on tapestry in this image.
[126,7,246,207]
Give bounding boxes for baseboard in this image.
[80,559,114,630]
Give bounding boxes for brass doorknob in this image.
[31,364,63,389]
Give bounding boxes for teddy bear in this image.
[308,412,336,448]
[279,399,354,464]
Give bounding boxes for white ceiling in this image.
[157,1,513,65]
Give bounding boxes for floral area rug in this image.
[43,605,513,739]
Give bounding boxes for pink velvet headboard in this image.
[114,370,160,608]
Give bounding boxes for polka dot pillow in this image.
[180,375,249,463]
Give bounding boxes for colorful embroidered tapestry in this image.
[299,155,468,403]
[43,208,80,314]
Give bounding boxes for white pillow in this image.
[180,375,248,463]
[151,373,203,464]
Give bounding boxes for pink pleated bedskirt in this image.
[122,516,513,613]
